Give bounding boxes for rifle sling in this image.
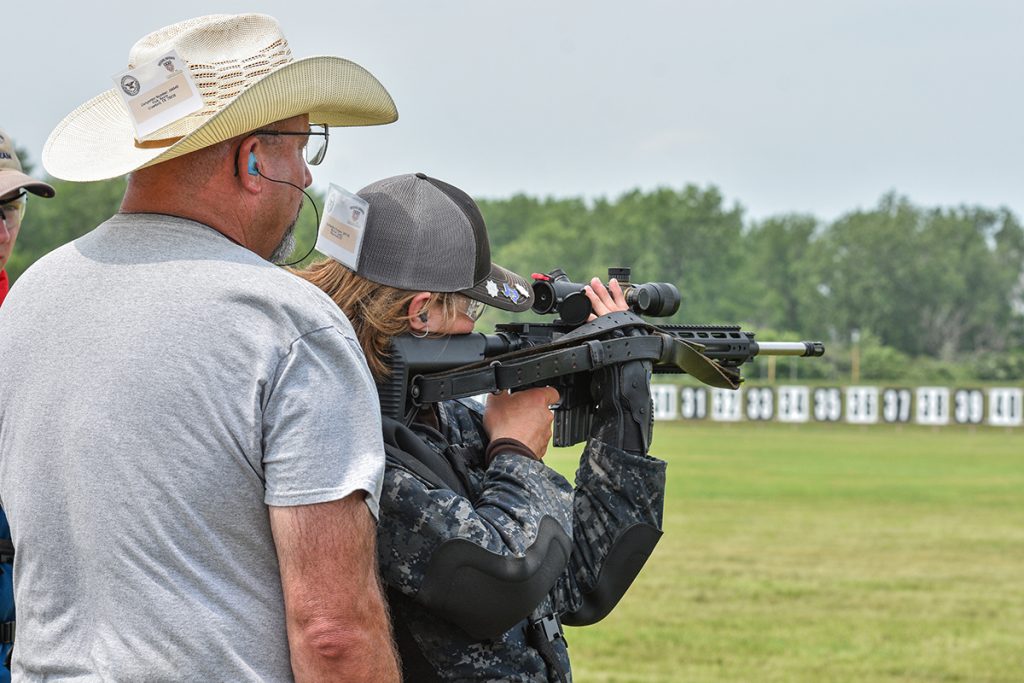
[413,315,739,406]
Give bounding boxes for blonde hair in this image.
[295,258,463,380]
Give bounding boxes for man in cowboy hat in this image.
[0,15,400,681]
[0,127,56,683]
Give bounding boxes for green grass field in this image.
[545,422,1024,683]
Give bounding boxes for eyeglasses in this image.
[0,191,27,229]
[456,294,486,322]
[252,124,329,165]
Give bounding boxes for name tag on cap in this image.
[112,50,204,141]
[316,184,369,270]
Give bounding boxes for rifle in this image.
[378,268,824,446]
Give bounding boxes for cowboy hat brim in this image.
[43,55,398,182]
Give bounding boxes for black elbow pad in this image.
[416,516,571,640]
[561,522,663,627]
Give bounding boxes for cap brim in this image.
[43,55,398,182]
[462,263,534,313]
[0,171,55,199]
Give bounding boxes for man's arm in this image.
[270,492,400,682]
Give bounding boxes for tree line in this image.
[9,167,1024,381]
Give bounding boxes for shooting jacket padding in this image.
[378,398,666,681]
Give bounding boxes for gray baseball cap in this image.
[353,173,533,312]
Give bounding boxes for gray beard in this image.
[269,206,302,263]
[269,225,296,263]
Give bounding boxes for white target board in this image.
[745,387,774,421]
[845,386,879,424]
[710,388,743,422]
[632,383,1021,427]
[915,387,950,425]
[881,388,912,423]
[679,386,708,420]
[988,388,1023,427]
[777,386,810,423]
[952,389,984,425]
[813,387,843,422]
[651,385,678,421]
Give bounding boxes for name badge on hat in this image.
[112,50,204,141]
[316,183,369,270]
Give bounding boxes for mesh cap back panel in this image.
[421,175,491,283]
[356,174,480,292]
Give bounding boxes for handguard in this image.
[416,516,572,640]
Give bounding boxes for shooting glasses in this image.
[253,124,329,165]
[0,191,27,228]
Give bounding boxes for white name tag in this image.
[316,184,370,270]
[112,50,204,141]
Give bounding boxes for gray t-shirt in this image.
[0,213,385,681]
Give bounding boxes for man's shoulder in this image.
[116,213,357,336]
[11,213,356,341]
[2,238,83,302]
[243,263,358,337]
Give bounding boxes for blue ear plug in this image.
[247,152,259,176]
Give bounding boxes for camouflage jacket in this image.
[377,398,667,682]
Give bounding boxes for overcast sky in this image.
[6,1,1022,222]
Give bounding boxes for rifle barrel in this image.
[755,341,825,357]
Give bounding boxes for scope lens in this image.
[531,281,556,314]
[630,282,680,317]
[558,292,592,326]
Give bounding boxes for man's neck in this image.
[121,184,255,254]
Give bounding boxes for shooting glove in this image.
[588,331,654,455]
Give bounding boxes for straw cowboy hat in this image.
[43,14,398,182]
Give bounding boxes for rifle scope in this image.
[531,267,681,325]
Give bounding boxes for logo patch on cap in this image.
[503,282,521,304]
[486,280,499,298]
[515,283,529,297]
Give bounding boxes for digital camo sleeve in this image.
[378,452,575,640]
[557,438,668,626]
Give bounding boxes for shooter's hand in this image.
[584,277,629,319]
[483,386,560,461]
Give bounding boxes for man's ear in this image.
[236,136,262,193]
[407,292,433,332]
